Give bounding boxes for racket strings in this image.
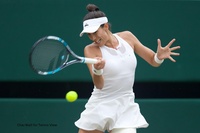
[31,40,69,72]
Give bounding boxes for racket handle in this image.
[83,57,98,64]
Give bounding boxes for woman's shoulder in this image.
[115,31,133,38]
[84,42,98,50]
[115,31,136,48]
[84,42,101,57]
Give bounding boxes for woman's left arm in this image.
[122,31,181,67]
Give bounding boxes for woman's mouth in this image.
[96,39,101,44]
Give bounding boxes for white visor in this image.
[80,17,108,37]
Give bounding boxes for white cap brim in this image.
[79,25,100,37]
[80,17,108,37]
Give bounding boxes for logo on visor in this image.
[84,23,89,27]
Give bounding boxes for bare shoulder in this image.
[116,31,133,38]
[115,31,139,48]
[84,43,102,58]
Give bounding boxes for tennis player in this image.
[75,4,180,133]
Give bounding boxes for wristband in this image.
[92,64,103,75]
[154,53,164,64]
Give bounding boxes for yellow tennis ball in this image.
[66,91,78,102]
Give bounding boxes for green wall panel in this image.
[0,0,199,81]
[1,99,200,133]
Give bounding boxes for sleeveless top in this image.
[91,34,137,99]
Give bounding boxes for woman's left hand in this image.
[157,38,181,62]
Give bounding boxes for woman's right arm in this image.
[84,44,105,89]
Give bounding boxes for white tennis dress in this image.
[75,34,149,132]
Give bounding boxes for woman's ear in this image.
[103,23,109,30]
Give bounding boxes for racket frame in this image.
[29,36,97,75]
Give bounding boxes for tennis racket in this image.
[29,36,97,75]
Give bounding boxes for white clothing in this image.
[75,34,149,132]
[111,128,136,133]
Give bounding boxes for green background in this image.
[1,99,200,133]
[1,1,199,133]
[0,0,199,82]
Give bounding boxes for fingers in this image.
[170,52,180,56]
[169,42,180,58]
[157,39,161,50]
[157,38,179,50]
[94,58,105,69]
[95,57,104,63]
[169,56,176,62]
[170,46,181,51]
[167,38,176,48]
[156,38,180,63]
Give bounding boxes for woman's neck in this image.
[105,33,119,49]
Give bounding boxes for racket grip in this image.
[84,57,98,64]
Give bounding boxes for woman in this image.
[75,4,180,133]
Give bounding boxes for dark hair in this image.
[83,4,106,21]
[83,4,111,30]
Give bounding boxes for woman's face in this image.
[87,25,109,46]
